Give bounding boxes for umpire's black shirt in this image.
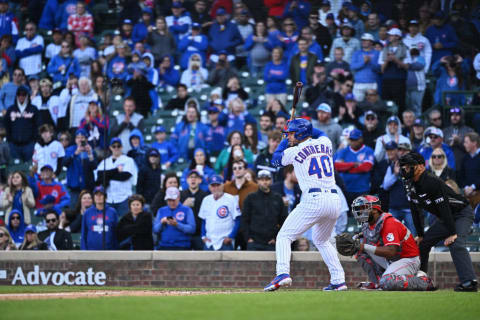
[408,170,469,237]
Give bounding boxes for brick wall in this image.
[0,252,479,289]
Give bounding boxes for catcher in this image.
[336,195,435,291]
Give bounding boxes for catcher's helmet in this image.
[283,118,312,140]
[351,195,381,223]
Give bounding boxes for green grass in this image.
[1,289,479,320]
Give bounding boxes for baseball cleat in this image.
[454,280,477,292]
[323,282,348,291]
[264,274,292,291]
[357,281,379,290]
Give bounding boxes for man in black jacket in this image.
[38,209,73,250]
[4,86,40,161]
[399,152,477,292]
[242,170,286,251]
[271,165,302,215]
[137,148,162,206]
[254,130,283,183]
[180,169,209,250]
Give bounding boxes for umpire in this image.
[398,152,477,292]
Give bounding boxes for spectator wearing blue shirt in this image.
[181,148,215,192]
[166,1,192,44]
[346,4,364,39]
[264,47,289,105]
[81,186,118,250]
[62,129,97,206]
[418,126,456,170]
[334,129,375,206]
[432,55,469,106]
[158,55,180,89]
[425,11,459,66]
[289,37,317,85]
[0,67,23,114]
[106,42,128,82]
[177,22,208,69]
[153,186,196,250]
[132,8,154,44]
[0,1,18,44]
[150,126,179,170]
[205,106,227,156]
[282,0,311,31]
[406,48,427,117]
[47,40,81,86]
[170,104,209,160]
[208,8,243,63]
[271,17,299,59]
[350,33,379,102]
[244,20,272,76]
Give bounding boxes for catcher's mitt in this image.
[335,232,360,256]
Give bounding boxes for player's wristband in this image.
[363,244,376,255]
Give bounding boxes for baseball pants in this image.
[276,191,345,285]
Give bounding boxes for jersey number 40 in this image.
[308,155,333,179]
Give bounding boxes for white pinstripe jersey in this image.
[281,136,335,193]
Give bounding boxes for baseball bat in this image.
[290,82,303,120]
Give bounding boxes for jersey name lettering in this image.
[294,144,332,164]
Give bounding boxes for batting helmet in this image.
[351,195,381,223]
[283,118,312,140]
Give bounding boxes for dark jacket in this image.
[20,241,48,250]
[428,166,456,182]
[137,162,162,205]
[362,125,384,150]
[117,211,154,250]
[180,188,209,236]
[242,189,286,244]
[254,148,283,183]
[289,52,317,84]
[4,102,40,145]
[38,228,73,250]
[459,151,480,188]
[151,190,166,217]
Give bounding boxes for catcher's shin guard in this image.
[379,273,436,291]
[356,253,384,284]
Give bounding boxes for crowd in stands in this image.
[0,0,480,251]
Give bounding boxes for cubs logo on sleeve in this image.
[175,211,185,221]
[216,206,230,219]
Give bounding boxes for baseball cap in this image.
[425,126,444,138]
[216,8,226,16]
[110,137,122,146]
[361,33,375,41]
[164,186,180,200]
[208,106,220,113]
[240,9,249,15]
[385,141,398,150]
[40,164,54,171]
[25,224,37,234]
[342,1,352,7]
[398,142,412,151]
[257,170,272,179]
[365,110,377,118]
[192,22,201,29]
[148,148,160,157]
[345,93,355,101]
[316,103,331,113]
[123,19,133,25]
[209,175,224,185]
[16,85,29,96]
[75,128,88,137]
[89,100,99,105]
[93,186,106,194]
[28,74,39,81]
[387,116,399,125]
[326,13,335,20]
[413,118,424,127]
[154,126,166,133]
[347,4,359,13]
[387,28,402,37]
[187,169,202,178]
[341,21,354,29]
[349,128,363,140]
[142,7,153,15]
[172,1,183,9]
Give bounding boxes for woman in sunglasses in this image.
[427,148,456,182]
[5,209,25,248]
[19,225,48,250]
[0,226,17,250]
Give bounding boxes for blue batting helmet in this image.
[283,118,312,140]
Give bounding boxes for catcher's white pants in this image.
[276,191,346,285]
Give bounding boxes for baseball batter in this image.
[264,118,347,291]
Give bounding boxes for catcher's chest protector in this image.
[361,213,393,246]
